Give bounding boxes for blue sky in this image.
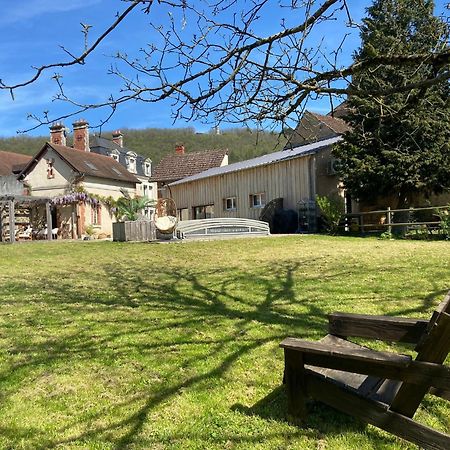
[0,0,447,137]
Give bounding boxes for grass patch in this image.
[0,235,449,449]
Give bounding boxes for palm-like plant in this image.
[116,189,155,221]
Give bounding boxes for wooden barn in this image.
[168,136,342,226]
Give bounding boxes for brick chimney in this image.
[112,130,123,148]
[72,119,89,152]
[175,144,185,155]
[49,122,67,146]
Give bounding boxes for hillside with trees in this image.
[0,127,287,164]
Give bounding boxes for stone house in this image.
[16,120,154,239]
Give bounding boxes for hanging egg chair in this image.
[154,198,178,235]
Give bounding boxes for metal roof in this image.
[169,136,342,187]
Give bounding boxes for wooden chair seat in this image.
[306,335,388,400]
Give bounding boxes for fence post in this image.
[9,200,15,243]
[46,201,52,241]
[387,207,392,235]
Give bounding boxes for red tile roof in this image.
[308,112,350,135]
[20,143,139,184]
[0,150,32,176]
[328,101,349,119]
[151,149,228,182]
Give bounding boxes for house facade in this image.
[286,110,350,148]
[15,120,154,239]
[89,130,156,211]
[0,150,32,197]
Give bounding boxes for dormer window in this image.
[144,158,152,177]
[110,150,120,162]
[126,151,137,173]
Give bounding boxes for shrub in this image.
[316,194,344,235]
[435,206,450,240]
[116,189,155,221]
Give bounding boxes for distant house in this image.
[287,106,450,211]
[0,150,32,197]
[151,144,228,202]
[4,120,156,239]
[90,131,155,205]
[286,110,350,148]
[0,150,32,177]
[168,136,342,223]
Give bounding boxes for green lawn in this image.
[0,235,449,449]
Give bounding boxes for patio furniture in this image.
[17,226,33,240]
[154,198,177,235]
[280,290,450,450]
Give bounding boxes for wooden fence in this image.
[344,205,448,234]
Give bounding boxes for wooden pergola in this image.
[0,194,53,243]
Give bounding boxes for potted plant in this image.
[84,224,96,240]
[113,190,156,242]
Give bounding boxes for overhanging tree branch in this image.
[0,0,448,130]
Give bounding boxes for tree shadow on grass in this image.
[0,259,327,448]
[231,386,406,449]
[0,255,447,449]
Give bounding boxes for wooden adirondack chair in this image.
[280,291,450,450]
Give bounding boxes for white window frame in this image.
[110,150,120,161]
[91,205,101,226]
[144,159,152,177]
[224,196,237,211]
[126,151,137,173]
[250,193,266,208]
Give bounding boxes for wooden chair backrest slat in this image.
[390,292,450,418]
[436,291,450,314]
[415,290,450,353]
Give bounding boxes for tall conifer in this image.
[333,0,450,207]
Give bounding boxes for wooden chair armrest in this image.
[328,313,429,343]
[280,337,411,368]
[280,337,450,390]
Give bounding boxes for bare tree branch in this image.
[0,0,448,131]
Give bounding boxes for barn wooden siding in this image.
[170,154,314,220]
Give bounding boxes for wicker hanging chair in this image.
[154,198,178,234]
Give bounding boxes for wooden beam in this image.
[303,353,450,391]
[429,387,450,401]
[280,337,412,367]
[328,313,429,343]
[46,202,52,241]
[284,349,307,422]
[9,200,15,244]
[0,204,3,242]
[281,337,450,390]
[71,206,77,239]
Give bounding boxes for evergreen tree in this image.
[333,0,450,208]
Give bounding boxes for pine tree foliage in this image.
[333,0,450,207]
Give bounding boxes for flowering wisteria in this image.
[51,191,116,214]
